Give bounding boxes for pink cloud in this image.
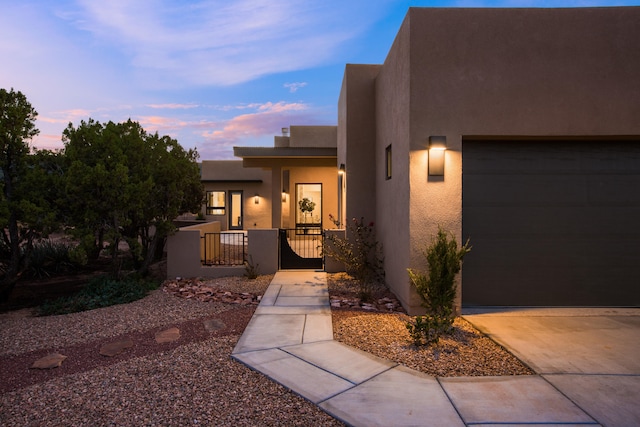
[31,133,64,151]
[146,103,199,109]
[196,101,325,159]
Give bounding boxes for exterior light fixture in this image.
[254,194,259,204]
[428,136,446,176]
[338,163,345,175]
[282,190,287,202]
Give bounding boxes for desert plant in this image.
[24,239,81,279]
[406,227,470,345]
[244,255,259,280]
[323,215,384,301]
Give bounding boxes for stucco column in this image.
[271,167,282,228]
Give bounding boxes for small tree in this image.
[323,215,384,300]
[406,227,471,345]
[0,88,56,301]
[62,119,202,277]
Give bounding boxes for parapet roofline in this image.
[233,146,337,159]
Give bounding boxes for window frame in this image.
[206,190,226,215]
[385,144,392,180]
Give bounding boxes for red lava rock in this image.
[163,279,261,305]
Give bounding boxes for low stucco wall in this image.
[167,226,280,279]
[247,229,279,275]
[167,226,344,279]
[167,221,245,279]
[323,229,346,273]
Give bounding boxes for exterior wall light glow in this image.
[428,136,447,176]
[282,190,287,202]
[254,194,260,204]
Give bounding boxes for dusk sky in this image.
[2,0,638,159]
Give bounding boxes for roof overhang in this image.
[201,179,263,183]
[233,146,337,159]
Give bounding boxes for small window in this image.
[385,144,392,180]
[206,191,226,215]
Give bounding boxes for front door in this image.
[229,190,243,230]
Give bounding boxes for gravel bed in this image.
[1,336,343,426]
[332,310,533,377]
[0,274,343,426]
[0,272,532,426]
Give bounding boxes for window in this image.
[206,191,225,215]
[385,144,392,180]
[296,183,322,227]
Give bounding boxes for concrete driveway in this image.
[463,307,640,427]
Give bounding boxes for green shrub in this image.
[38,275,160,316]
[323,215,384,301]
[406,227,470,345]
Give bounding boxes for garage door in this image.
[462,140,640,306]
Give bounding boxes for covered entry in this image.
[462,139,640,306]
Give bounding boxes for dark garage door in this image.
[462,140,640,307]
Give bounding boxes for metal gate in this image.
[201,232,247,265]
[279,228,323,269]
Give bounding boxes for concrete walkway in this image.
[232,271,640,426]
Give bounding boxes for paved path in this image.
[232,271,640,426]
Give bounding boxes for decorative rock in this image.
[203,319,225,332]
[155,327,181,344]
[31,353,67,369]
[100,339,134,357]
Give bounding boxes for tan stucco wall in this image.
[200,160,272,229]
[247,229,279,274]
[338,64,380,229]
[374,21,414,311]
[289,126,337,148]
[342,7,640,314]
[406,7,640,313]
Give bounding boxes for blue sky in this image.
[2,0,638,159]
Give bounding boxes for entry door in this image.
[229,190,243,230]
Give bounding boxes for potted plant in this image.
[298,197,316,232]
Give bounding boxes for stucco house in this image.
[337,7,640,314]
[175,7,639,315]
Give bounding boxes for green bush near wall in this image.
[406,227,471,345]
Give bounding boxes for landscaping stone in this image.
[31,353,67,369]
[155,327,181,343]
[164,278,261,305]
[203,318,225,332]
[100,339,134,357]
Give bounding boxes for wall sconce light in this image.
[338,163,345,175]
[254,194,259,204]
[281,190,287,202]
[428,136,446,176]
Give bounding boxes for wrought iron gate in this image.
[279,228,323,269]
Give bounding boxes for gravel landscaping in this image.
[0,272,532,426]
